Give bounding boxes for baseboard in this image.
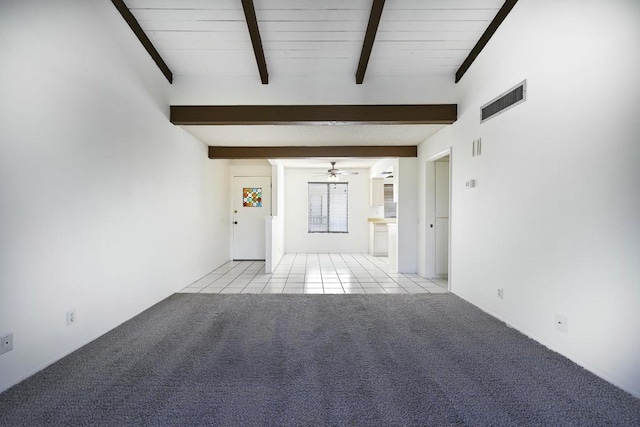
[0,291,174,394]
[452,291,640,399]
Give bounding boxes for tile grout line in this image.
[180,253,448,295]
[351,253,389,293]
[219,261,256,294]
[336,253,364,294]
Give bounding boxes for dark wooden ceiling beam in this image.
[111,0,173,83]
[455,0,518,83]
[209,146,417,159]
[171,104,457,125]
[241,0,269,84]
[356,0,386,84]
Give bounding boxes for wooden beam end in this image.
[111,0,173,84]
[455,0,518,83]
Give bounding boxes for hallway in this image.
[180,254,448,295]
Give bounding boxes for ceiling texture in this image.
[115,0,516,159]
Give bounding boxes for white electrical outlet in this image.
[555,314,568,333]
[66,310,76,326]
[0,333,13,355]
[497,288,504,299]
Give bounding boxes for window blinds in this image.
[384,184,397,218]
[308,183,348,233]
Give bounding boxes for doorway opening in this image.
[425,150,451,291]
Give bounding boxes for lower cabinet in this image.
[369,223,389,256]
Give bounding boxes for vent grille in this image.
[481,80,526,122]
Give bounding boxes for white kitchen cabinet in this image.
[368,220,390,256]
[374,225,388,255]
[370,178,384,206]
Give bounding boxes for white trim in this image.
[453,291,640,399]
[425,148,452,292]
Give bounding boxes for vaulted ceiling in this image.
[124,0,507,82]
[114,0,517,155]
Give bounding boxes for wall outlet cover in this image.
[67,310,76,326]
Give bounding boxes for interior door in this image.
[232,176,272,260]
[435,161,450,275]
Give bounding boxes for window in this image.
[384,184,396,218]
[308,183,348,233]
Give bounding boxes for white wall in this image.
[370,159,397,179]
[284,168,370,253]
[417,0,640,397]
[229,159,273,178]
[0,0,229,392]
[171,74,455,105]
[266,161,285,272]
[368,157,419,273]
[396,158,418,273]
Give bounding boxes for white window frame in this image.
[308,182,349,233]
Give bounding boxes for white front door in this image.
[232,176,271,260]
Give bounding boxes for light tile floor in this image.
[179,253,449,295]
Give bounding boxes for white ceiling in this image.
[182,124,445,146]
[127,0,504,78]
[278,158,380,169]
[125,0,504,159]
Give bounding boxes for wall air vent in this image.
[481,80,526,123]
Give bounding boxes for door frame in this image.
[425,148,452,291]
[230,175,272,261]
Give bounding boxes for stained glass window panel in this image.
[243,187,262,207]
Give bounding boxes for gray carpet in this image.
[1,294,639,426]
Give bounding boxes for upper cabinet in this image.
[370,178,384,206]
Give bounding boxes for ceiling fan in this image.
[314,162,359,182]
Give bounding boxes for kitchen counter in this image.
[367,218,397,224]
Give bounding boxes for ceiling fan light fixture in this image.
[327,174,340,182]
